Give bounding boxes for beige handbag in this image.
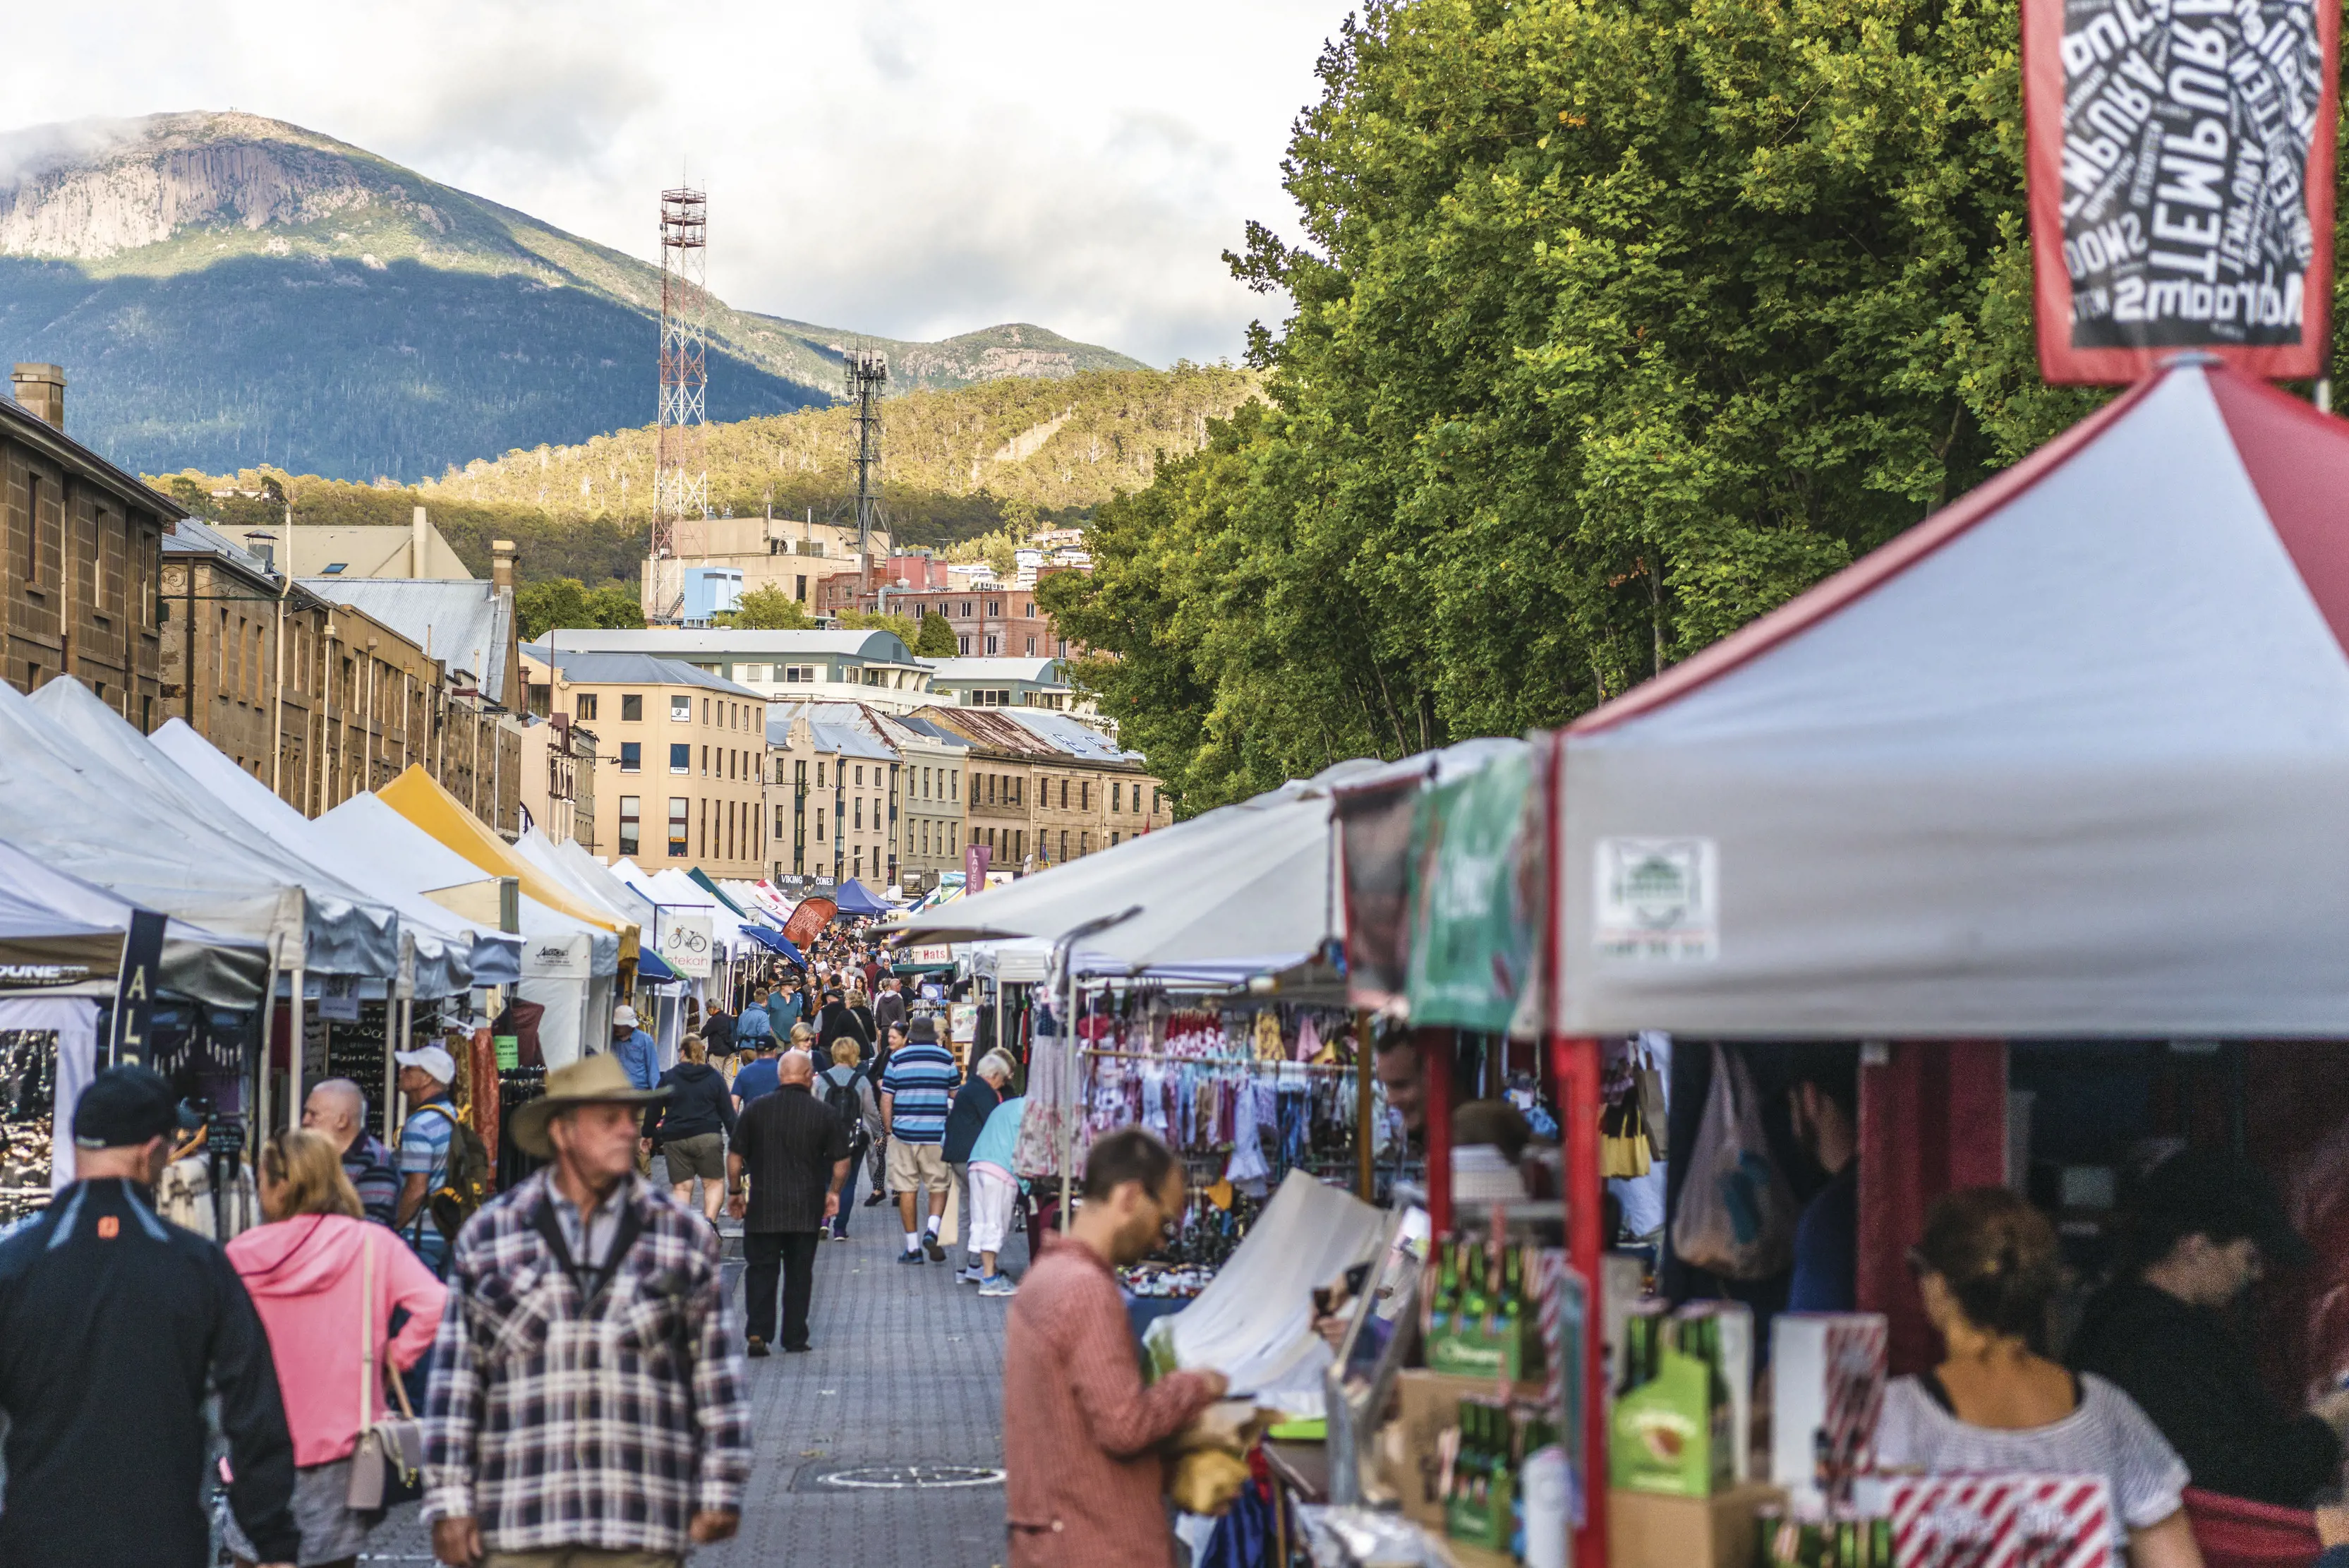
[346,1234,425,1510]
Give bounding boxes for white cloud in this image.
[0,0,1353,363]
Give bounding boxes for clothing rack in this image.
[1075,1047,1354,1073]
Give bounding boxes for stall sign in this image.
[782,898,835,948]
[2024,0,2338,382]
[319,975,361,1023]
[1403,747,1535,1032]
[1334,772,1422,1012]
[1593,837,1717,962]
[109,907,166,1066]
[661,914,714,979]
[898,943,953,969]
[1887,1473,2113,1568]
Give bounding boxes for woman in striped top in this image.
[1875,1188,2203,1568]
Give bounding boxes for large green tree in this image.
[515,578,643,640]
[1046,0,2122,814]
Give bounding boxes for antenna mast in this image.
[845,349,888,593]
[647,184,708,623]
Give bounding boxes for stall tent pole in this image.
[1354,1011,1375,1202]
[257,936,281,1149]
[287,960,306,1132]
[1553,1034,1608,1568]
[386,1002,404,1144]
[1419,1026,1453,1232]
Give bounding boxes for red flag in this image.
[2025,0,2338,383]
[782,897,835,948]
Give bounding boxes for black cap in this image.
[73,1065,187,1150]
[2133,1147,2312,1269]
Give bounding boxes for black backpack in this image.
[822,1066,869,1149]
[413,1102,493,1243]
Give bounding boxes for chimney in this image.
[411,505,430,577]
[493,539,520,713]
[10,364,64,431]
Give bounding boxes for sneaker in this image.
[831,1225,849,1241]
[958,1263,984,1284]
[862,1192,888,1207]
[979,1273,1017,1297]
[896,1249,926,1265]
[924,1236,946,1262]
[747,1337,771,1357]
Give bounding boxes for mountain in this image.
[0,111,1149,483]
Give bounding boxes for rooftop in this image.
[535,627,920,664]
[524,645,764,699]
[299,577,514,697]
[769,701,898,761]
[915,704,1143,766]
[920,656,1068,685]
[0,393,188,522]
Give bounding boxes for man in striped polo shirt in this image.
[879,1014,962,1263]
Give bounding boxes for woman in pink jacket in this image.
[224,1128,447,1568]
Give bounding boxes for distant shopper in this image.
[768,975,805,1039]
[304,1076,399,1226]
[732,1036,785,1109]
[227,1128,446,1567]
[0,1065,299,1568]
[394,1044,463,1276]
[874,975,907,1035]
[864,1020,905,1206]
[818,986,871,1061]
[2070,1149,2347,1507]
[970,1091,1028,1296]
[1785,1047,1860,1313]
[1372,1033,1427,1147]
[1003,1128,1227,1567]
[702,1001,737,1059]
[735,988,775,1054]
[881,1015,962,1262]
[1878,1188,2199,1568]
[729,1050,852,1354]
[820,1038,883,1238]
[642,1034,739,1226]
[423,1054,748,1564]
[945,1052,1013,1282]
[611,1003,660,1090]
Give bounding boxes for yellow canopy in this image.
[378,765,641,962]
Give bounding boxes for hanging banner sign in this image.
[660,914,714,979]
[2026,0,2338,382]
[109,908,167,1066]
[1403,747,1535,1035]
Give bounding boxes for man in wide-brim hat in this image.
[423,1052,751,1564]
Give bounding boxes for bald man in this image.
[728,1050,852,1355]
[302,1078,399,1226]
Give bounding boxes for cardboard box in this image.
[1383,1370,1511,1528]
[1608,1482,1785,1568]
[1770,1314,1886,1512]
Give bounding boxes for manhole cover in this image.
[816,1464,1004,1490]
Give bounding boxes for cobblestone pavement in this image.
[360,1190,1030,1566]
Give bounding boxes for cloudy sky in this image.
[0,0,1355,364]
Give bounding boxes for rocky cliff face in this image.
[0,113,433,260]
[0,111,1146,481]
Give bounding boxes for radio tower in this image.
[647,185,708,623]
[844,350,888,593]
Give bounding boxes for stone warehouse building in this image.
[1,364,174,720]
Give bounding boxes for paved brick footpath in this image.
[360,1193,1029,1566]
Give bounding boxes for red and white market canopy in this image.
[1557,357,2349,1039]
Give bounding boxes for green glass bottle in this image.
[1497,1242,1523,1342]
[1460,1240,1492,1332]
[1432,1241,1461,1336]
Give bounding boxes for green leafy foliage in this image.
[914,611,960,658]
[715,586,816,630]
[832,608,922,646]
[1048,0,2118,814]
[514,579,644,641]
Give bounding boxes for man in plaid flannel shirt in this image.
[423,1054,751,1565]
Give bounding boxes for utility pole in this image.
[648,186,708,625]
[272,500,289,797]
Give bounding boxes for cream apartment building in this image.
[522,644,767,876]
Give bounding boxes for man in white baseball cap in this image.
[393,1043,461,1274]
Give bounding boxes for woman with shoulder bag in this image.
[224,1129,447,1568]
[820,1039,884,1238]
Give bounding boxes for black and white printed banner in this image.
[2027,0,2338,382]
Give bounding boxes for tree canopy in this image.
[515,578,643,641]
[718,586,816,630]
[1043,0,2125,814]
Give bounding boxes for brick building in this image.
[912,705,1170,870]
[3,363,174,720]
[160,518,524,831]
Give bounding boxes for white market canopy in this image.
[895,764,1365,984]
[0,838,267,1007]
[1556,358,2349,1039]
[149,719,508,997]
[0,677,397,978]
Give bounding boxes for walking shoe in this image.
[924,1237,947,1262]
[896,1248,925,1265]
[783,1343,812,1353]
[862,1192,888,1207]
[747,1337,771,1357]
[979,1273,1017,1297]
[958,1263,984,1284]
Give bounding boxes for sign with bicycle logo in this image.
[660,914,714,979]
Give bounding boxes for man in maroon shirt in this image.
[1002,1128,1228,1567]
